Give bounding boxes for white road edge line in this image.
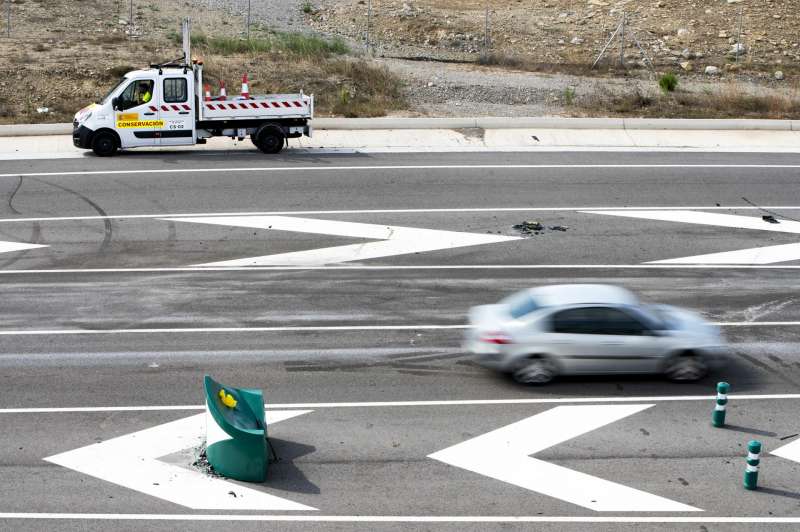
[0,513,799,523]
[2,205,800,224]
[3,393,800,413]
[2,163,800,179]
[5,265,800,273]
[0,321,793,336]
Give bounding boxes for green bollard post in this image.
[712,381,729,427]
[744,440,761,490]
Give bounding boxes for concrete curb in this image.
[1,118,799,137]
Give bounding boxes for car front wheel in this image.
[91,131,118,157]
[664,354,708,381]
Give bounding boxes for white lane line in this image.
[2,163,800,178]
[650,243,800,265]
[0,325,468,336]
[1,206,800,224]
[586,210,800,235]
[0,514,799,523]
[0,321,794,336]
[429,404,699,512]
[0,241,47,253]
[167,215,519,266]
[5,264,800,273]
[6,264,800,274]
[5,145,800,162]
[586,210,800,265]
[3,394,800,414]
[45,410,315,511]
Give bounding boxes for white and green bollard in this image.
[712,381,729,427]
[744,440,761,490]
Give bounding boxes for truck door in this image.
[158,75,195,146]
[114,78,159,148]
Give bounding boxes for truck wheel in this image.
[92,132,118,157]
[255,126,284,154]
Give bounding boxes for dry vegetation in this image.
[0,0,404,123]
[573,84,800,119]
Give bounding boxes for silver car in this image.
[464,284,727,384]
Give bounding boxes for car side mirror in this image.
[111,97,120,111]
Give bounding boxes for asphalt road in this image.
[2,149,800,530]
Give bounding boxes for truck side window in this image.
[163,78,188,103]
[118,80,154,110]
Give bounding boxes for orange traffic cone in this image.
[203,84,212,101]
[218,80,227,100]
[240,72,250,99]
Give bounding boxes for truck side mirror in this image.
[112,97,120,111]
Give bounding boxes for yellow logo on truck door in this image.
[116,112,164,129]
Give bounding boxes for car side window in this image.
[551,307,648,335]
[551,307,606,335]
[602,308,648,336]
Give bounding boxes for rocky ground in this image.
[0,0,798,123]
[309,0,799,75]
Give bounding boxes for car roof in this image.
[525,284,638,307]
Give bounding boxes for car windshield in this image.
[502,292,540,319]
[100,78,128,105]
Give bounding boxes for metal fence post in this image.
[366,0,372,54]
[735,6,743,62]
[246,0,251,39]
[485,4,490,54]
[619,12,625,66]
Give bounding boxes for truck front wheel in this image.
[92,131,118,157]
[254,125,284,154]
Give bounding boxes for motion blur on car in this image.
[464,284,727,385]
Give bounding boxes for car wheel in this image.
[91,131,118,157]
[255,125,284,154]
[512,357,557,385]
[664,354,708,381]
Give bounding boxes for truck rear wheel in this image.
[254,125,284,154]
[92,131,118,157]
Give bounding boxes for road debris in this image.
[513,220,569,236]
[192,445,223,478]
[762,215,779,224]
[513,220,544,234]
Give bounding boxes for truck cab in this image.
[74,67,197,155]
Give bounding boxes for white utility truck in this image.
[73,20,313,156]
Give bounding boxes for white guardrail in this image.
[0,118,799,137]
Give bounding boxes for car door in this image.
[601,306,666,373]
[158,75,195,146]
[544,307,610,374]
[114,78,159,148]
[545,306,661,374]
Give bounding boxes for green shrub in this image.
[563,86,576,106]
[659,73,679,94]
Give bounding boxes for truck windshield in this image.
[100,78,128,105]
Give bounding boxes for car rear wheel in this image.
[664,354,708,381]
[512,357,557,385]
